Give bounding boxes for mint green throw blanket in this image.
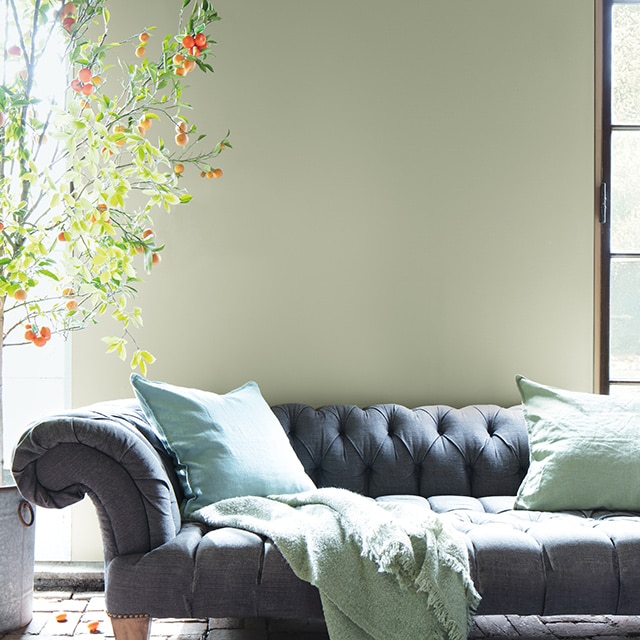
[192,488,480,640]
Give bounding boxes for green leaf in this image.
[102,336,127,361]
[38,269,59,281]
[143,250,153,274]
[131,349,155,375]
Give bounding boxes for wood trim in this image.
[595,0,612,394]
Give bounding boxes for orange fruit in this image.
[62,287,75,296]
[194,33,207,49]
[182,59,195,73]
[175,132,188,146]
[135,46,146,58]
[138,117,152,130]
[112,124,126,146]
[24,330,35,342]
[55,612,68,623]
[60,2,75,17]
[62,16,75,31]
[87,621,100,634]
[78,68,92,83]
[66,300,78,311]
[40,326,52,340]
[8,45,21,56]
[190,46,201,57]
[174,163,185,175]
[175,66,186,76]
[182,35,195,49]
[0,221,4,231]
[81,83,94,96]
[58,231,67,241]
[142,228,154,239]
[152,253,161,265]
[173,53,185,65]
[14,289,27,301]
[206,170,214,179]
[212,168,223,179]
[91,75,102,85]
[70,79,83,92]
[139,32,150,43]
[175,121,188,134]
[96,203,108,213]
[33,336,47,347]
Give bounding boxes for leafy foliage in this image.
[0,0,229,375]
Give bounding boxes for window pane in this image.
[612,3,640,125]
[611,131,640,253]
[610,257,640,380]
[609,383,640,399]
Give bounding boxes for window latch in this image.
[600,182,608,225]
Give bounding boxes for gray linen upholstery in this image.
[12,400,182,560]
[273,404,528,497]
[12,399,640,620]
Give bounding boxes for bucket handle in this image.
[17,500,34,527]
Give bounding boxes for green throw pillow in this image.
[131,374,316,518]
[515,375,640,512]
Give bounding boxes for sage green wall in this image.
[71,1,595,558]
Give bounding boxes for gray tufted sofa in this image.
[12,398,640,639]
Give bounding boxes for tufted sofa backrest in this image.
[272,403,529,499]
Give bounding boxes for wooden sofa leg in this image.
[108,614,151,640]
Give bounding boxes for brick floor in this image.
[3,592,640,639]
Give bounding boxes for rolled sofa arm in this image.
[11,399,182,562]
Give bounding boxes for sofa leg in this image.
[109,614,151,640]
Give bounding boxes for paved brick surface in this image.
[3,592,640,639]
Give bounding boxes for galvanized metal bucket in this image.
[0,484,35,633]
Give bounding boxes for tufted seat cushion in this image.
[105,492,640,618]
[422,495,640,615]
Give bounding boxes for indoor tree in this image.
[0,0,230,474]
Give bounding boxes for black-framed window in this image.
[599,0,640,395]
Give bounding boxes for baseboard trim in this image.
[34,561,104,592]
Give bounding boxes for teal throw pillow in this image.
[515,375,640,512]
[131,374,315,518]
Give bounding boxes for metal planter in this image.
[0,484,35,633]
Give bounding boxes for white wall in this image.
[70,0,595,560]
